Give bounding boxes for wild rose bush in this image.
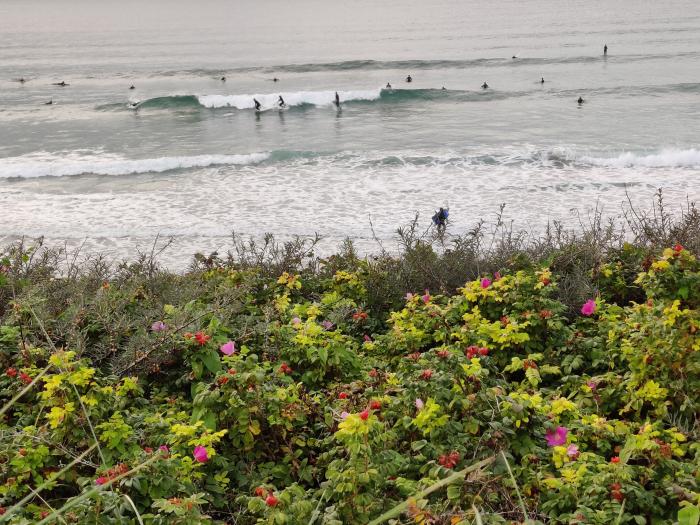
[0,244,698,524]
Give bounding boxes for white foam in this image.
[581,148,700,168]
[197,88,382,109]
[0,151,270,178]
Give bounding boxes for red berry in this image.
[610,483,621,491]
[338,392,348,400]
[437,350,450,359]
[369,400,381,410]
[368,369,378,378]
[359,409,369,420]
[254,486,267,497]
[610,456,620,464]
[611,490,624,502]
[265,494,278,507]
[478,347,489,356]
[6,368,17,378]
[19,372,32,385]
[420,369,433,380]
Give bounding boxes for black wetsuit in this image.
[334,92,340,108]
[278,96,285,107]
[254,98,261,111]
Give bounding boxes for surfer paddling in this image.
[53,81,69,87]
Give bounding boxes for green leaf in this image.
[679,505,700,525]
[201,349,222,373]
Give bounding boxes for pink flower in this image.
[193,446,209,463]
[95,476,108,485]
[586,380,597,391]
[340,411,350,420]
[545,426,568,447]
[494,271,502,281]
[363,334,372,342]
[566,444,580,459]
[422,290,431,304]
[151,321,167,332]
[220,341,236,355]
[581,299,597,316]
[159,445,169,453]
[405,292,414,301]
[321,320,334,330]
[481,278,491,289]
[415,398,424,410]
[292,317,301,325]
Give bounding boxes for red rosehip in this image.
[611,490,624,502]
[437,349,450,359]
[265,494,278,507]
[420,369,433,380]
[673,244,684,253]
[369,400,381,410]
[19,372,32,385]
[338,392,348,400]
[6,368,17,378]
[359,409,369,420]
[368,369,378,378]
[254,486,267,497]
[610,483,621,491]
[610,456,620,464]
[279,363,293,375]
[478,347,489,356]
[194,331,211,346]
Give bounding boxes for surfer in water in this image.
[540,77,545,84]
[53,81,69,87]
[406,75,412,83]
[432,207,449,230]
[273,77,279,82]
[254,98,262,111]
[334,92,340,108]
[221,76,226,82]
[578,96,584,105]
[278,95,286,108]
[17,78,26,83]
[129,85,135,90]
[604,44,608,55]
[386,82,392,89]
[44,99,53,105]
[481,82,489,89]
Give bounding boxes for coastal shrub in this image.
[0,217,699,523]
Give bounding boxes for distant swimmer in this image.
[44,99,53,105]
[53,81,69,86]
[481,82,489,89]
[334,91,340,108]
[254,98,261,111]
[386,82,392,88]
[512,55,517,59]
[406,75,412,83]
[18,78,26,83]
[129,85,135,90]
[540,77,545,84]
[278,95,286,108]
[578,96,584,104]
[604,44,608,55]
[221,76,226,82]
[273,77,279,82]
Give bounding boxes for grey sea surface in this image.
[1,0,699,268]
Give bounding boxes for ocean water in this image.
[1,0,699,268]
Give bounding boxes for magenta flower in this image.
[95,476,108,485]
[292,317,301,325]
[545,426,568,447]
[220,341,236,355]
[494,271,502,281]
[415,398,424,410]
[566,444,580,459]
[422,290,431,304]
[363,334,372,342]
[151,321,167,332]
[580,299,597,316]
[159,445,169,453]
[586,380,597,391]
[321,320,334,330]
[193,446,209,463]
[340,411,350,420]
[481,278,492,289]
